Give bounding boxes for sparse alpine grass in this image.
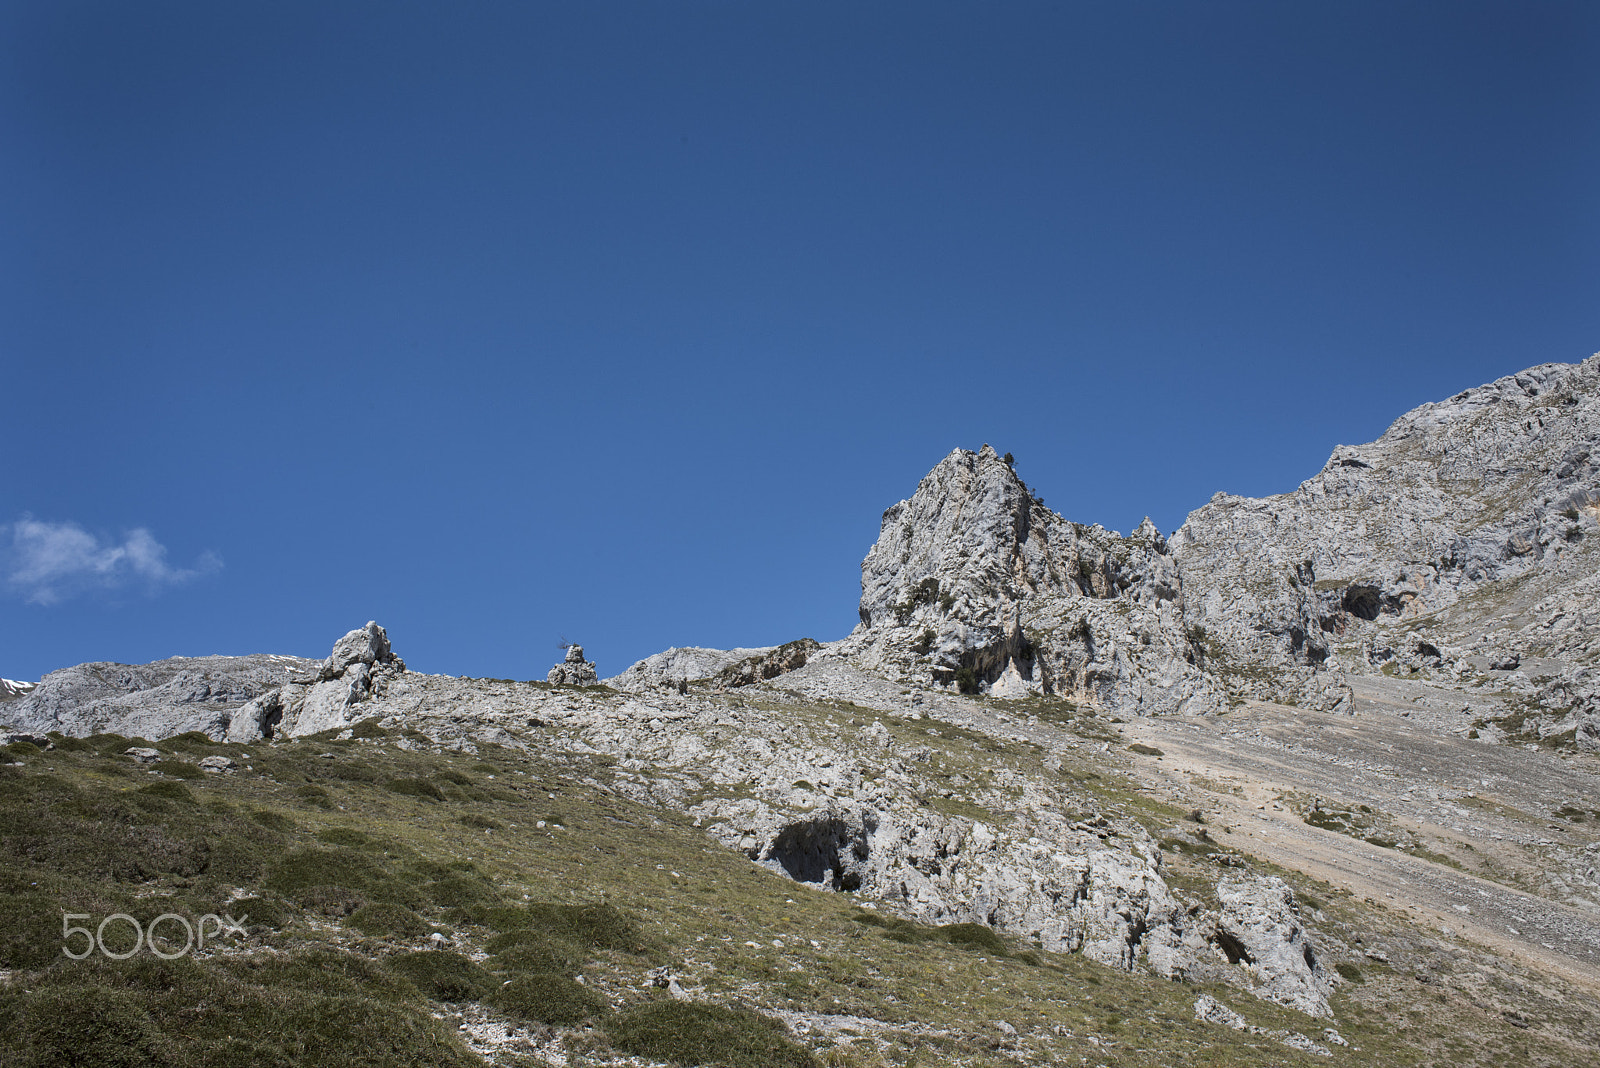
[0,720,1578,1068]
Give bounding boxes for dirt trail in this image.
[1117,698,1600,993]
[915,678,1600,994]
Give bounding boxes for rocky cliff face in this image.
[840,444,1222,714]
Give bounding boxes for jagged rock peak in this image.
[844,445,1221,714]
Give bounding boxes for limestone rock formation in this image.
[839,354,1598,723]
[248,622,407,739]
[701,795,1196,975]
[709,639,820,689]
[839,444,1222,714]
[547,644,599,686]
[1213,876,1332,1017]
[1536,666,1600,752]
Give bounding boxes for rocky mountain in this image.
[2,353,1598,1067]
[1,652,314,740]
[836,353,1600,749]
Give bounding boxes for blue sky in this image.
[3,2,1597,681]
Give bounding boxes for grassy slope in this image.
[0,711,1592,1068]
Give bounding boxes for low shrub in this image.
[937,922,1009,954]
[521,902,645,952]
[386,951,495,1002]
[250,809,298,833]
[486,930,587,976]
[296,784,334,807]
[228,896,291,930]
[15,985,173,1068]
[350,903,431,939]
[487,972,609,1025]
[151,759,205,780]
[387,778,445,801]
[608,1000,817,1068]
[426,873,501,909]
[137,780,196,803]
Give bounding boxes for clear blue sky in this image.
[3,2,1597,681]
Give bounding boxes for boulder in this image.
[1213,876,1332,1017]
[321,621,392,679]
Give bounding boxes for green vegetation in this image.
[608,1000,818,1068]
[487,972,609,1025]
[387,950,495,1000]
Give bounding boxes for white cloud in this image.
[3,516,222,605]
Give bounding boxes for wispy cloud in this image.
[3,516,222,605]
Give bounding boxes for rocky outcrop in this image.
[698,795,1197,975]
[0,622,407,743]
[709,639,820,689]
[839,444,1222,715]
[606,646,780,691]
[245,622,407,739]
[839,355,1598,720]
[547,645,598,686]
[1212,876,1332,1017]
[1534,666,1600,752]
